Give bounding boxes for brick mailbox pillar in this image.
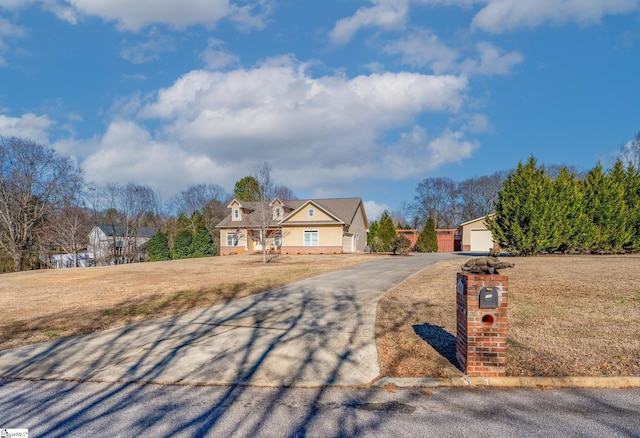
[456,273,508,377]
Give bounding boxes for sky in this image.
[1,0,639,220]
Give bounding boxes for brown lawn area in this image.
[2,253,639,378]
[377,254,640,377]
[0,253,373,351]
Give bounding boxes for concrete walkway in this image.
[0,253,456,387]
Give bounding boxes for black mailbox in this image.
[479,286,499,309]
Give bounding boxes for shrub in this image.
[148,232,171,261]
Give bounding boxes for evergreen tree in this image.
[584,162,633,253]
[192,224,217,257]
[147,232,171,261]
[377,210,397,252]
[623,164,640,252]
[486,157,554,255]
[415,217,438,252]
[549,167,590,253]
[172,229,194,259]
[367,220,379,247]
[233,176,261,201]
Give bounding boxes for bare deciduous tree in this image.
[98,182,159,264]
[456,171,506,223]
[171,183,230,235]
[0,136,83,271]
[620,131,640,169]
[412,177,458,228]
[252,163,277,264]
[40,205,91,267]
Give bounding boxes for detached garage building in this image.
[458,214,497,253]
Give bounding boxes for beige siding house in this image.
[457,214,497,253]
[216,197,368,255]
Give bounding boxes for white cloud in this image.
[0,112,53,143]
[199,38,239,70]
[64,0,271,32]
[79,120,236,198]
[460,42,523,76]
[138,57,468,175]
[382,125,479,179]
[69,56,473,198]
[119,31,175,64]
[330,0,410,45]
[472,0,640,33]
[364,200,389,221]
[461,113,491,133]
[0,15,27,65]
[382,28,459,73]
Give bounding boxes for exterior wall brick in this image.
[456,273,509,377]
[282,246,342,254]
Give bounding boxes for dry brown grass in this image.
[0,253,373,350]
[376,254,640,377]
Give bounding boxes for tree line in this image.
[0,136,232,272]
[488,157,640,255]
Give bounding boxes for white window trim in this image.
[233,208,240,220]
[227,231,240,246]
[303,229,319,246]
[308,207,314,217]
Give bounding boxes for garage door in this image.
[470,229,493,253]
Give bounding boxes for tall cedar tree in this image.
[415,217,438,252]
[623,164,640,252]
[172,229,194,259]
[192,224,217,257]
[148,232,171,261]
[549,167,591,253]
[587,161,633,253]
[367,220,379,246]
[376,210,397,252]
[486,157,554,255]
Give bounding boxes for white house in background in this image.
[40,251,92,269]
[457,214,497,253]
[88,224,156,265]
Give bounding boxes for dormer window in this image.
[233,208,240,220]
[308,207,314,217]
[274,207,282,219]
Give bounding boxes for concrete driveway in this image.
[0,253,457,387]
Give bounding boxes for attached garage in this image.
[458,214,496,253]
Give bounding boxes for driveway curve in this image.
[0,253,457,387]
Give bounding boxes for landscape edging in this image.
[374,376,640,389]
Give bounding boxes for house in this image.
[457,214,496,253]
[216,197,368,255]
[88,224,156,264]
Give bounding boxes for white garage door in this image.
[470,229,493,253]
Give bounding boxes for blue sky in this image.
[1,1,639,219]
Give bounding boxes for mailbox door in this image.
[479,286,499,309]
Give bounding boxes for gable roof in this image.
[94,224,156,238]
[458,213,496,228]
[216,197,367,229]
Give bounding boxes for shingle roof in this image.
[216,197,366,229]
[96,224,156,238]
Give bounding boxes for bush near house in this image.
[392,235,411,255]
